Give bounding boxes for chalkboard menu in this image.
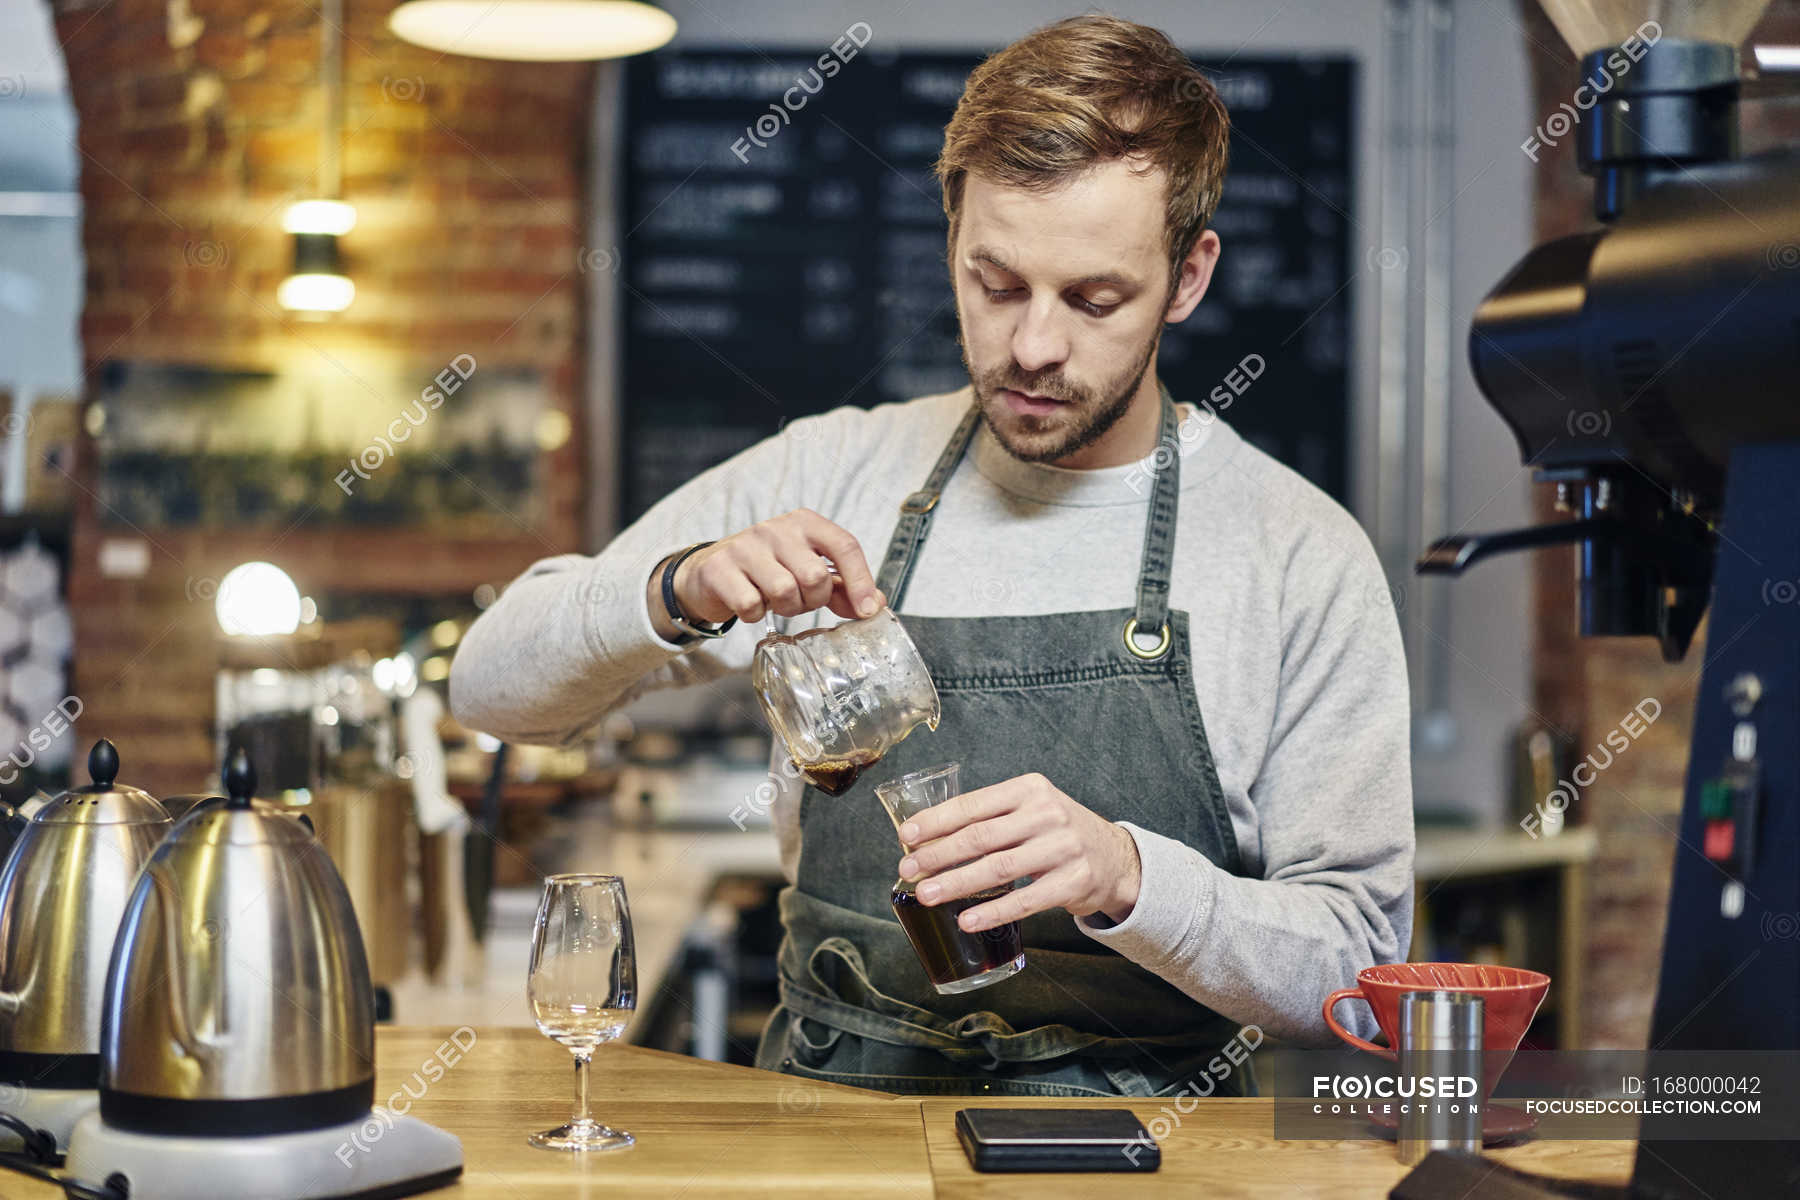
[620,50,1355,520]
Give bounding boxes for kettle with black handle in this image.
[0,740,170,1151]
[96,745,375,1132]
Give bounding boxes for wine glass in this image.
[527,873,637,1151]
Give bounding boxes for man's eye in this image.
[985,287,1020,301]
[1074,297,1117,317]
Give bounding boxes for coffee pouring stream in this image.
[49,745,463,1200]
[0,740,170,1156]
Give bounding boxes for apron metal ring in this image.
[901,490,940,515]
[1122,616,1172,661]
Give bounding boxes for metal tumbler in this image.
[1396,989,1484,1165]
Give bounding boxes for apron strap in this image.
[874,402,983,606]
[1126,384,1183,660]
[875,384,1184,658]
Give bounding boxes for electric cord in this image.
[0,1111,57,1163]
[0,1115,125,1199]
[0,1154,126,1200]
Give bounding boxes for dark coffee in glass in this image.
[876,763,1028,994]
[890,884,1026,993]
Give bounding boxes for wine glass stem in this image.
[572,1049,593,1127]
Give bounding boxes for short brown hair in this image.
[934,14,1230,291]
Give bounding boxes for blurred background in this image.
[2,0,1797,1061]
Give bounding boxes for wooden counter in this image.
[13,1027,1635,1198]
[918,1097,1632,1198]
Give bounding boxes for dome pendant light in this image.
[387,0,677,62]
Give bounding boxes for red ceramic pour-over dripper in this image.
[1323,963,1551,1142]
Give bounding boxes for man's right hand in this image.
[648,509,887,638]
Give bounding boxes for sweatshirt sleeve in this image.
[1074,518,1415,1046]
[448,414,825,746]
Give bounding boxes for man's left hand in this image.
[895,773,1141,932]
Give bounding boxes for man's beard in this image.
[961,325,1161,465]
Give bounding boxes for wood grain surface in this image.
[918,1096,1634,1198]
[5,1026,1636,1198]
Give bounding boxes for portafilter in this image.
[98,746,376,1135]
[0,742,169,1107]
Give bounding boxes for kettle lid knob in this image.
[88,738,120,787]
[223,746,257,809]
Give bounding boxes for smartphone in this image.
[954,1107,1160,1172]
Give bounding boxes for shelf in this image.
[1415,826,1597,881]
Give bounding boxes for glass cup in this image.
[752,611,943,798]
[751,607,940,796]
[876,762,1027,994]
[527,874,637,1152]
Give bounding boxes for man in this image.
[451,14,1413,1098]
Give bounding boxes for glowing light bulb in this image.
[216,562,303,636]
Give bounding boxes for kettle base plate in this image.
[62,1109,463,1200]
[0,1085,96,1156]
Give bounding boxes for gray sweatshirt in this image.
[450,385,1414,1046]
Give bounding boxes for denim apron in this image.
[753,383,1255,1097]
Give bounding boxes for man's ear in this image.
[1163,229,1221,324]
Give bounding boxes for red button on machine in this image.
[1703,818,1735,862]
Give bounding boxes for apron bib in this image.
[753,383,1254,1097]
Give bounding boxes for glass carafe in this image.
[751,607,940,795]
[876,762,1027,994]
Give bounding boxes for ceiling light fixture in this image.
[387,0,676,62]
[280,0,355,316]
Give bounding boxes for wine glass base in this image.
[528,1122,635,1152]
[932,952,1027,994]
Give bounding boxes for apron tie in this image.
[779,936,1219,1076]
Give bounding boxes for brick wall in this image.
[50,0,593,794]
[1520,0,1800,1047]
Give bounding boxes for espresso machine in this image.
[1401,1,1800,1196]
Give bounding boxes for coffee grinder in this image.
[1405,1,1800,1195]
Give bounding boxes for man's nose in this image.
[1010,300,1069,374]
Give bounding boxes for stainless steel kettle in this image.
[0,740,169,1098]
[98,746,376,1133]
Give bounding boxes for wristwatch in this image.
[659,541,737,644]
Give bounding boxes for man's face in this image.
[951,158,1176,465]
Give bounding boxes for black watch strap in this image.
[660,542,737,643]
